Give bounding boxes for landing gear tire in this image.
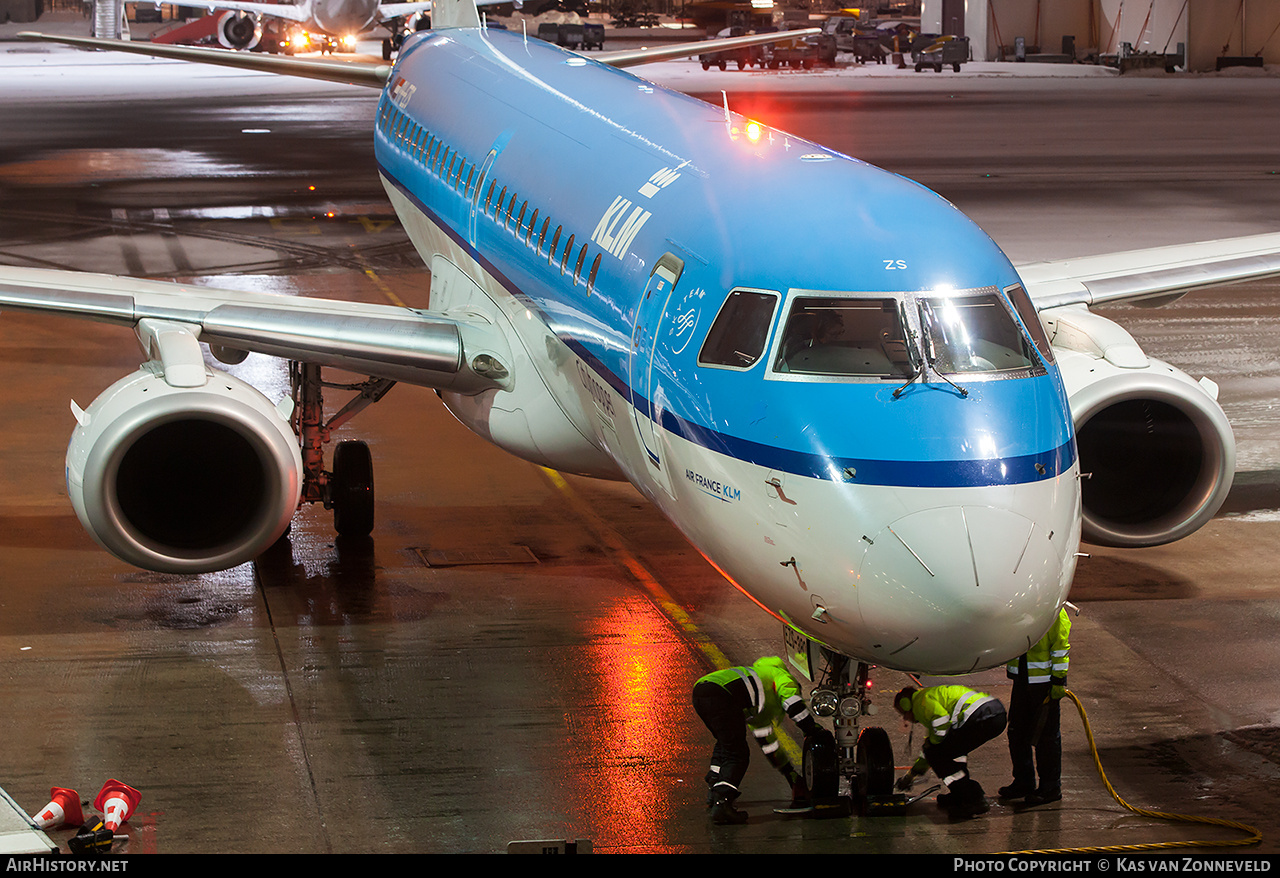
[854,727,895,812]
[331,439,374,537]
[803,732,840,801]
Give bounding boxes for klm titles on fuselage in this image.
[589,166,682,261]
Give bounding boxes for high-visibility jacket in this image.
[697,656,815,766]
[1007,607,1071,686]
[905,685,995,744]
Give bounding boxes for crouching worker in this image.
[893,685,1007,818]
[692,656,825,825]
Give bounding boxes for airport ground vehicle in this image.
[912,34,969,72]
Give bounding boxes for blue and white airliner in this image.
[7,3,1280,701]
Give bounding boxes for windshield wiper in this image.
[897,304,969,399]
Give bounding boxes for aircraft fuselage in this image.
[309,0,381,36]
[373,28,1082,675]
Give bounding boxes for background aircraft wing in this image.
[168,0,311,22]
[1020,232,1280,310]
[0,266,507,394]
[376,2,434,19]
[18,32,389,87]
[594,28,821,69]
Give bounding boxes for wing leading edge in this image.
[1020,232,1280,311]
[18,32,391,87]
[0,266,507,394]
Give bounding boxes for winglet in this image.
[431,0,482,29]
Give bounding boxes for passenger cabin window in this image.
[560,234,575,275]
[587,253,602,295]
[917,293,1040,375]
[699,289,779,369]
[773,296,913,378]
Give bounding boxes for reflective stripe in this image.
[783,694,811,723]
[950,695,992,730]
[942,768,967,787]
[735,668,765,715]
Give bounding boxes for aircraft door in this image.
[469,131,512,246]
[468,149,498,246]
[629,252,684,495]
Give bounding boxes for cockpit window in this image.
[772,296,915,378]
[699,289,779,369]
[917,293,1040,375]
[1004,284,1055,365]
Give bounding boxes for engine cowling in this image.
[217,11,262,50]
[1047,306,1235,548]
[66,366,302,573]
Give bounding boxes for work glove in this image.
[804,726,834,749]
[1051,685,1067,701]
[895,770,918,792]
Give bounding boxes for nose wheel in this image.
[854,726,895,808]
[806,655,899,815]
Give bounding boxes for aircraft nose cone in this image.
[857,505,1066,674]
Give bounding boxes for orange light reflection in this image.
[572,595,690,844]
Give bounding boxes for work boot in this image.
[788,778,812,810]
[709,794,748,825]
[1024,787,1062,806]
[998,783,1034,800]
[941,778,988,818]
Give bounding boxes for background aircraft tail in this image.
[432,0,482,29]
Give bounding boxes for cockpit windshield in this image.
[765,288,1044,384]
[917,293,1039,375]
[772,296,916,378]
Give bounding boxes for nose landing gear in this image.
[804,655,897,816]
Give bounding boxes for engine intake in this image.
[67,367,302,573]
[1049,305,1236,549]
[217,11,262,50]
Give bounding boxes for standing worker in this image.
[692,656,824,825]
[1000,606,1071,806]
[893,684,1007,818]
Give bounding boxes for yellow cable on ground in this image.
[998,690,1261,854]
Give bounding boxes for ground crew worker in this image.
[1000,606,1071,806]
[893,684,1007,818]
[691,656,823,825]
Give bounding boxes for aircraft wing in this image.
[594,28,821,69]
[18,32,389,87]
[0,266,507,394]
[376,2,433,19]
[1020,232,1280,310]
[165,0,311,22]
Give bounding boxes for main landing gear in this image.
[289,361,395,537]
[803,654,897,816]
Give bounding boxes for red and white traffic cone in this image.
[30,787,84,830]
[92,780,140,833]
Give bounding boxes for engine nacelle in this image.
[66,365,302,573]
[217,11,262,50]
[1047,306,1235,548]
